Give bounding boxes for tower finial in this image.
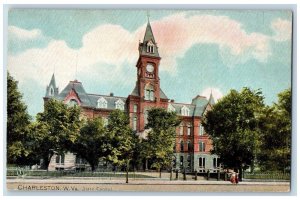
[147,10,150,23]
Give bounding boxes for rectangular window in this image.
[179,125,183,135]
[56,154,65,165]
[133,104,137,113]
[213,158,218,168]
[199,125,204,135]
[199,141,205,152]
[187,126,191,136]
[188,141,192,151]
[199,157,205,168]
[133,117,137,131]
[180,156,184,166]
[180,141,184,152]
[187,155,191,168]
[150,91,154,101]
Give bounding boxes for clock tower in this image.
[136,20,161,102]
[129,19,169,133]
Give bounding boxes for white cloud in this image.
[201,87,223,102]
[8,13,292,96]
[271,18,292,42]
[8,26,43,40]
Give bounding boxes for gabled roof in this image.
[169,103,196,117]
[56,80,92,107]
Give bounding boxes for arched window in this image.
[115,99,125,110]
[68,99,78,106]
[180,141,184,152]
[49,87,54,96]
[144,84,154,101]
[181,106,190,116]
[147,41,154,53]
[97,97,107,109]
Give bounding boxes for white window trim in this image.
[181,106,190,116]
[97,97,107,109]
[115,99,125,110]
[168,104,176,112]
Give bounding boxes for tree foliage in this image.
[257,88,291,172]
[72,117,109,171]
[106,110,135,169]
[7,72,32,165]
[32,99,82,169]
[144,108,180,173]
[203,88,265,172]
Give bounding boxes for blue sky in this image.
[7,9,292,117]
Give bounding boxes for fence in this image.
[243,172,290,180]
[6,168,209,181]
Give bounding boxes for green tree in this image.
[106,109,135,183]
[257,88,291,172]
[32,99,82,169]
[7,72,32,165]
[203,88,265,178]
[145,108,180,178]
[72,117,109,171]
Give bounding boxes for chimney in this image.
[110,92,114,96]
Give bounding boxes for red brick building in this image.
[44,21,219,172]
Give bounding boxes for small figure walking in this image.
[230,172,238,184]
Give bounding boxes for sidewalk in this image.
[6,177,290,186]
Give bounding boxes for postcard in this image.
[6,8,292,192]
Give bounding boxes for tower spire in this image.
[138,15,160,57]
[208,89,215,105]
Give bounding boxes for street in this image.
[6,178,290,192]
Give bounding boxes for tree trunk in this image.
[42,154,51,171]
[159,168,162,178]
[126,160,129,183]
[145,159,148,171]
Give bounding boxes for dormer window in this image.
[181,106,190,116]
[115,99,125,110]
[146,41,154,53]
[97,97,107,109]
[168,104,176,112]
[68,99,78,106]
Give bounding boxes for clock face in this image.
[146,64,154,73]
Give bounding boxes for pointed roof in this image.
[139,21,160,57]
[49,73,56,88]
[143,21,156,44]
[208,92,215,105]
